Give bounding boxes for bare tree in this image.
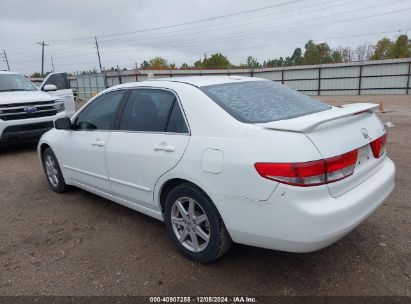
[339,47,354,62]
[365,44,374,60]
[355,43,374,61]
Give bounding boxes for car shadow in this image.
[0,141,38,154]
[67,185,369,270]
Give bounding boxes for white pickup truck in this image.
[0,71,75,144]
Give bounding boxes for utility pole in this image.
[95,36,102,72]
[51,56,55,72]
[38,41,49,76]
[2,50,10,71]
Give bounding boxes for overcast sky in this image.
[0,0,410,75]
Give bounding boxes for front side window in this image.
[74,90,126,130]
[0,74,37,92]
[119,89,188,133]
[200,80,330,123]
[43,73,70,90]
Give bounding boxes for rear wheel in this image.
[42,147,69,193]
[164,183,231,263]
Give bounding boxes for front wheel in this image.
[42,147,69,193]
[164,184,232,263]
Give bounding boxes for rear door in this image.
[40,72,75,116]
[106,88,190,209]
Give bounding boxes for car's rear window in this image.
[200,80,330,123]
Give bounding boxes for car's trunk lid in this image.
[258,103,387,197]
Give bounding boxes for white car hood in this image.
[0,91,57,105]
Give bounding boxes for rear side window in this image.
[200,81,330,123]
[167,102,188,133]
[119,89,188,133]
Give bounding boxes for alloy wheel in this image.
[44,154,59,187]
[170,197,210,252]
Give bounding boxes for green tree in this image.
[303,40,319,64]
[194,59,203,68]
[140,60,150,69]
[303,40,333,64]
[290,47,303,65]
[284,56,293,66]
[245,56,261,69]
[391,34,410,58]
[370,37,394,60]
[30,72,42,78]
[331,50,342,63]
[180,63,189,69]
[201,53,231,69]
[148,57,169,69]
[266,58,284,67]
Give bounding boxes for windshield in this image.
[0,74,38,92]
[200,80,331,123]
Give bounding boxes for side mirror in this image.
[54,117,72,130]
[43,84,57,92]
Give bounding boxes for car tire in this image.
[42,147,69,193]
[164,183,232,263]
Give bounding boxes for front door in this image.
[106,88,190,209]
[58,89,127,193]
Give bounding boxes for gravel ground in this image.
[0,95,410,296]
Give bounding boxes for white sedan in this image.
[38,76,395,263]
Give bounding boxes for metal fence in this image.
[73,73,105,99]
[39,58,411,99]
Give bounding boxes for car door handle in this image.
[154,144,175,152]
[91,139,105,147]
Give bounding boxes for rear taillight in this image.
[370,133,387,158]
[254,149,358,187]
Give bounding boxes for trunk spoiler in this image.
[256,103,379,133]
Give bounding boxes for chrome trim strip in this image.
[0,101,62,111]
[109,177,151,192]
[63,165,108,180]
[0,108,58,116]
[68,180,163,221]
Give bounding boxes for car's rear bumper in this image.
[0,112,67,144]
[214,156,395,252]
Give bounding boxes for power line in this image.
[6,0,400,62]
[47,0,307,42]
[98,0,367,44]
[10,3,410,68]
[102,0,406,48]
[14,0,404,64]
[8,0,348,59]
[71,4,411,59]
[28,28,409,69]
